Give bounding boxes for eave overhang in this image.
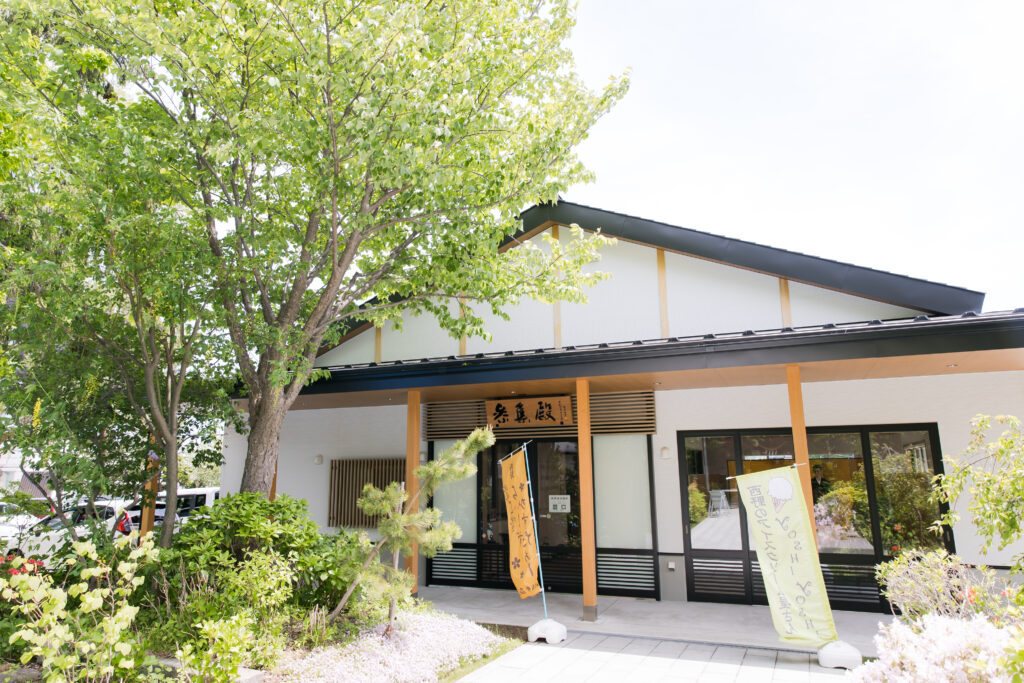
[303,310,1024,396]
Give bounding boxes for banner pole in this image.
[522,442,549,620]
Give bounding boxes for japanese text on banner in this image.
[735,466,838,648]
[500,449,541,599]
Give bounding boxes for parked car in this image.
[0,502,44,552]
[5,487,219,558]
[0,502,42,534]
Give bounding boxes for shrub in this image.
[167,493,323,568]
[1,533,160,682]
[176,613,253,683]
[223,549,293,668]
[141,493,376,661]
[936,415,1024,572]
[877,549,1021,624]
[848,614,1011,682]
[293,531,371,609]
[164,493,370,609]
[688,483,707,525]
[0,554,42,660]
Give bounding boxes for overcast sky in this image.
[564,1,1024,312]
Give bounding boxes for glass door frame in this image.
[678,423,953,609]
[426,435,663,599]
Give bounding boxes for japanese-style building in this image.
[220,201,1024,615]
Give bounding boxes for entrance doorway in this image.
[678,424,952,611]
[478,440,581,592]
[428,435,660,598]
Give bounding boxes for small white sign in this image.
[549,495,570,514]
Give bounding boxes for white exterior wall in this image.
[665,253,784,336]
[315,326,376,367]
[316,228,926,366]
[651,370,1024,565]
[561,238,661,347]
[463,297,554,354]
[220,404,411,530]
[788,281,921,326]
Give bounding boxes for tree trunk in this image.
[240,399,284,494]
[159,437,178,548]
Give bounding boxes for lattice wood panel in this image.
[424,392,655,440]
[328,458,405,528]
[590,392,656,434]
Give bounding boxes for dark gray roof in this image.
[305,309,1024,395]
[516,201,985,316]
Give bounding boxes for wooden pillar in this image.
[552,225,562,348]
[404,389,421,590]
[576,378,598,621]
[779,278,793,327]
[785,364,817,537]
[140,453,160,537]
[657,249,670,338]
[269,462,278,502]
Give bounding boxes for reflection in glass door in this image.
[534,442,581,550]
[808,433,874,555]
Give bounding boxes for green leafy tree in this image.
[0,337,155,542]
[936,415,1024,572]
[1,0,627,495]
[0,9,240,544]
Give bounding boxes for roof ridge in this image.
[548,200,984,297]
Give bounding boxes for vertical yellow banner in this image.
[501,449,541,599]
[735,466,838,648]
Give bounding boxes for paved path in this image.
[462,633,849,682]
[420,585,888,658]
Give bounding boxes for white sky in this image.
[565,1,1024,312]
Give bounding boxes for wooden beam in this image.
[552,225,562,348]
[576,378,598,621]
[404,389,422,590]
[140,454,160,537]
[657,249,670,338]
[374,326,383,364]
[779,278,793,327]
[785,364,817,540]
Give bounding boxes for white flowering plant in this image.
[1,531,161,682]
[850,614,1013,682]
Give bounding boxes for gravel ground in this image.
[265,610,509,683]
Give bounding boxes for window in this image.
[681,424,948,559]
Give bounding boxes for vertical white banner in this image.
[735,466,838,648]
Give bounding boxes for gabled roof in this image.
[305,309,1024,395]
[517,201,985,316]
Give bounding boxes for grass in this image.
[440,623,525,681]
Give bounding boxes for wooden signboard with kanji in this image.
[485,396,574,428]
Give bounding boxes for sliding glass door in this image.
[679,424,950,611]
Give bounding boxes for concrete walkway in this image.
[462,632,848,682]
[419,585,890,658]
